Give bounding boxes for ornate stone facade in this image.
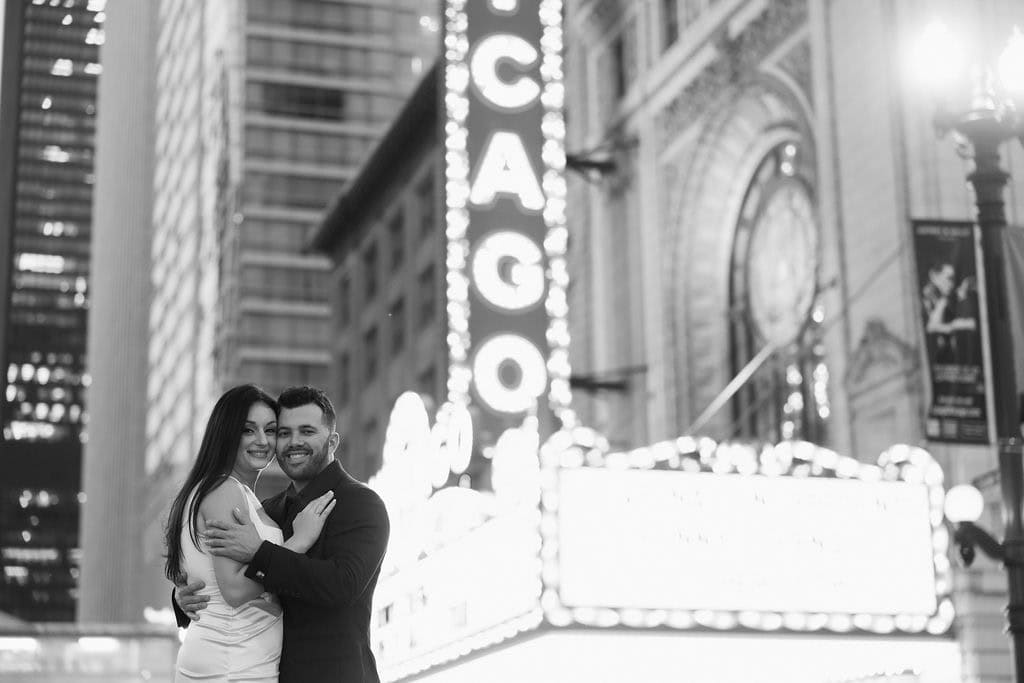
[566,0,1024,678]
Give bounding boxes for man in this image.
[174,386,390,682]
[921,261,978,365]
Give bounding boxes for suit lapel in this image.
[262,461,347,544]
[260,490,291,528]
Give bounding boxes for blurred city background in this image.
[0,0,1023,681]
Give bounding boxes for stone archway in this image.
[665,78,815,436]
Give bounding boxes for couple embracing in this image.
[165,384,389,682]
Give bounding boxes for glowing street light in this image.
[914,18,1024,682]
[909,20,967,97]
[945,484,985,524]
[944,483,1003,565]
[998,28,1024,96]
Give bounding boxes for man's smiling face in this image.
[275,403,337,487]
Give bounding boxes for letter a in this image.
[469,131,545,212]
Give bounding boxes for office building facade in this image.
[313,67,445,483]
[0,0,104,622]
[131,0,438,616]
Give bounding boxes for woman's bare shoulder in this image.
[198,477,245,519]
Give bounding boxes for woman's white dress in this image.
[175,478,284,682]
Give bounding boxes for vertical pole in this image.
[965,117,1024,683]
[1002,448,1024,683]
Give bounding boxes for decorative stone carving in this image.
[656,0,808,144]
[775,38,813,109]
[845,318,920,397]
[575,0,624,40]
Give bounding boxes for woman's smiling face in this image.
[234,401,278,476]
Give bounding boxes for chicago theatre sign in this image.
[368,2,958,681]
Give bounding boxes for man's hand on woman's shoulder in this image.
[204,505,263,563]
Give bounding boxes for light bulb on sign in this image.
[446,402,474,475]
[379,392,434,504]
[427,418,450,489]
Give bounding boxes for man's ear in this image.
[328,431,341,456]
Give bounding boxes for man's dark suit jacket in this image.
[174,460,390,683]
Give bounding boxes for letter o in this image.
[472,334,547,414]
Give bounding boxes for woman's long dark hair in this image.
[164,384,278,583]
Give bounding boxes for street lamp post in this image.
[960,112,1024,682]
[918,21,1024,681]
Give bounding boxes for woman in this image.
[164,384,336,682]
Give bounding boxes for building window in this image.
[362,417,381,474]
[417,365,436,401]
[238,312,328,347]
[363,243,378,300]
[239,264,327,302]
[663,0,679,49]
[338,275,351,327]
[389,211,404,271]
[682,0,703,27]
[612,35,626,100]
[237,360,327,390]
[338,353,350,405]
[728,141,827,444]
[389,298,405,356]
[246,126,374,167]
[241,218,312,253]
[248,0,393,34]
[416,174,435,238]
[246,37,402,79]
[246,82,398,125]
[363,326,379,382]
[418,265,435,328]
[246,82,346,120]
[242,172,339,209]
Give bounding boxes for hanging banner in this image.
[911,220,990,444]
[1002,226,1024,401]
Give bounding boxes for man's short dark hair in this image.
[278,385,336,431]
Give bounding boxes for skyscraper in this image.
[0,0,104,622]
[128,0,439,615]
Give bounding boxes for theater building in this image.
[313,0,1024,680]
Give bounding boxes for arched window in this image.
[728,140,829,443]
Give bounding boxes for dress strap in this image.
[227,475,258,496]
[226,476,264,521]
[225,476,252,505]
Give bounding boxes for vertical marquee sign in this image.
[443,0,574,457]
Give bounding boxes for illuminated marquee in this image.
[370,0,570,676]
[539,437,953,636]
[443,0,573,447]
[373,427,955,680]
